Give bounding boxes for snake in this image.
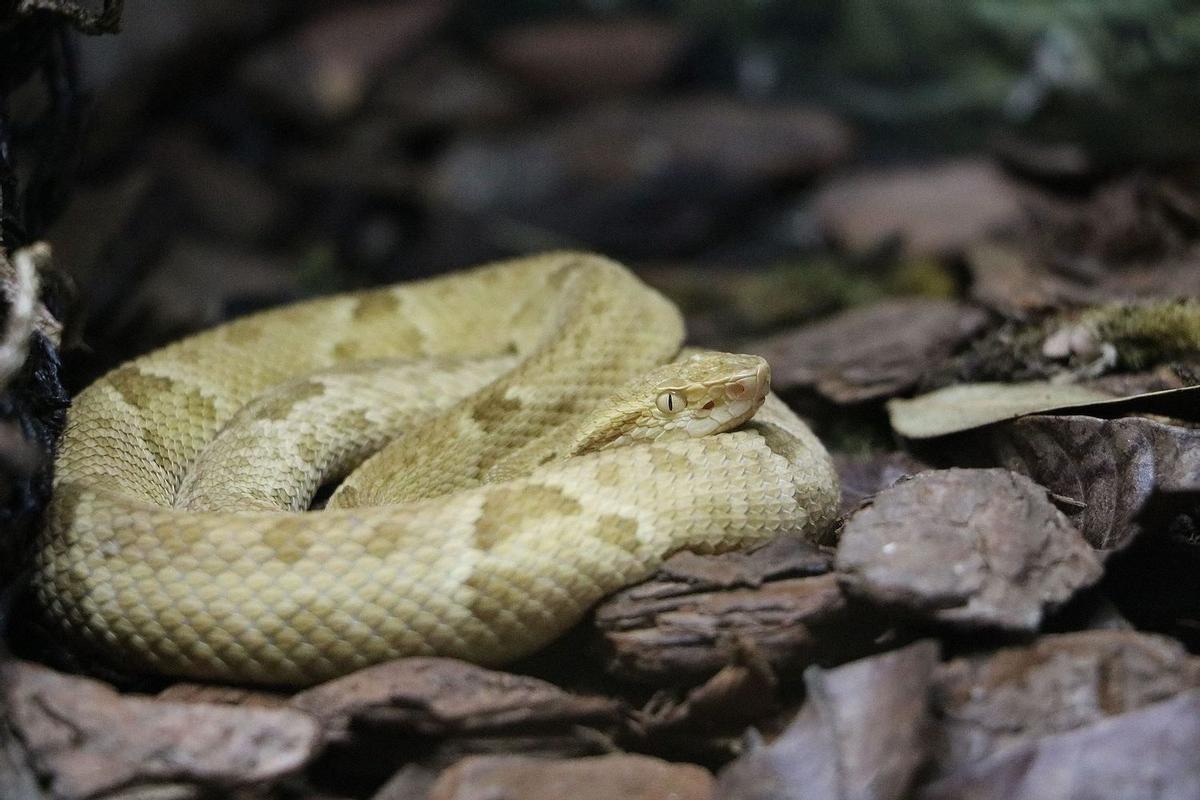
[33,253,838,687]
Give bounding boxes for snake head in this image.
[570,352,771,454]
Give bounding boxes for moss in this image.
[886,257,959,299]
[1085,300,1200,370]
[926,299,1200,388]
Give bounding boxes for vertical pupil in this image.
[668,395,674,410]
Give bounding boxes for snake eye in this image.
[656,391,686,414]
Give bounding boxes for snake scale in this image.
[34,253,838,686]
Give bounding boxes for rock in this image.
[594,538,880,683]
[2,660,319,800]
[427,754,714,800]
[835,469,1103,631]
[489,17,690,98]
[717,641,939,800]
[238,0,449,122]
[814,160,1023,257]
[930,630,1200,776]
[750,298,990,403]
[917,690,1200,800]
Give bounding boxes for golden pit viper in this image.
[34,253,838,686]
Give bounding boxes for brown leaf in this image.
[930,630,1200,777]
[594,539,880,684]
[835,469,1103,630]
[751,299,989,403]
[3,660,320,800]
[916,690,1200,800]
[974,415,1200,549]
[813,159,1023,257]
[717,641,939,800]
[426,754,714,800]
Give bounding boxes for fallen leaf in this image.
[835,469,1103,630]
[887,382,1115,439]
[974,415,1200,549]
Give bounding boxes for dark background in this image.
[7,0,1199,392]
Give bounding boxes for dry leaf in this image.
[887,382,1115,439]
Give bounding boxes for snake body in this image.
[34,253,838,686]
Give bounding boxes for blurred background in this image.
[4,0,1199,399]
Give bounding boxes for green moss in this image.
[886,257,959,299]
[1086,300,1200,369]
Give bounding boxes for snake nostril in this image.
[728,383,745,397]
[702,401,715,411]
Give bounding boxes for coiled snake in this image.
[34,253,838,686]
